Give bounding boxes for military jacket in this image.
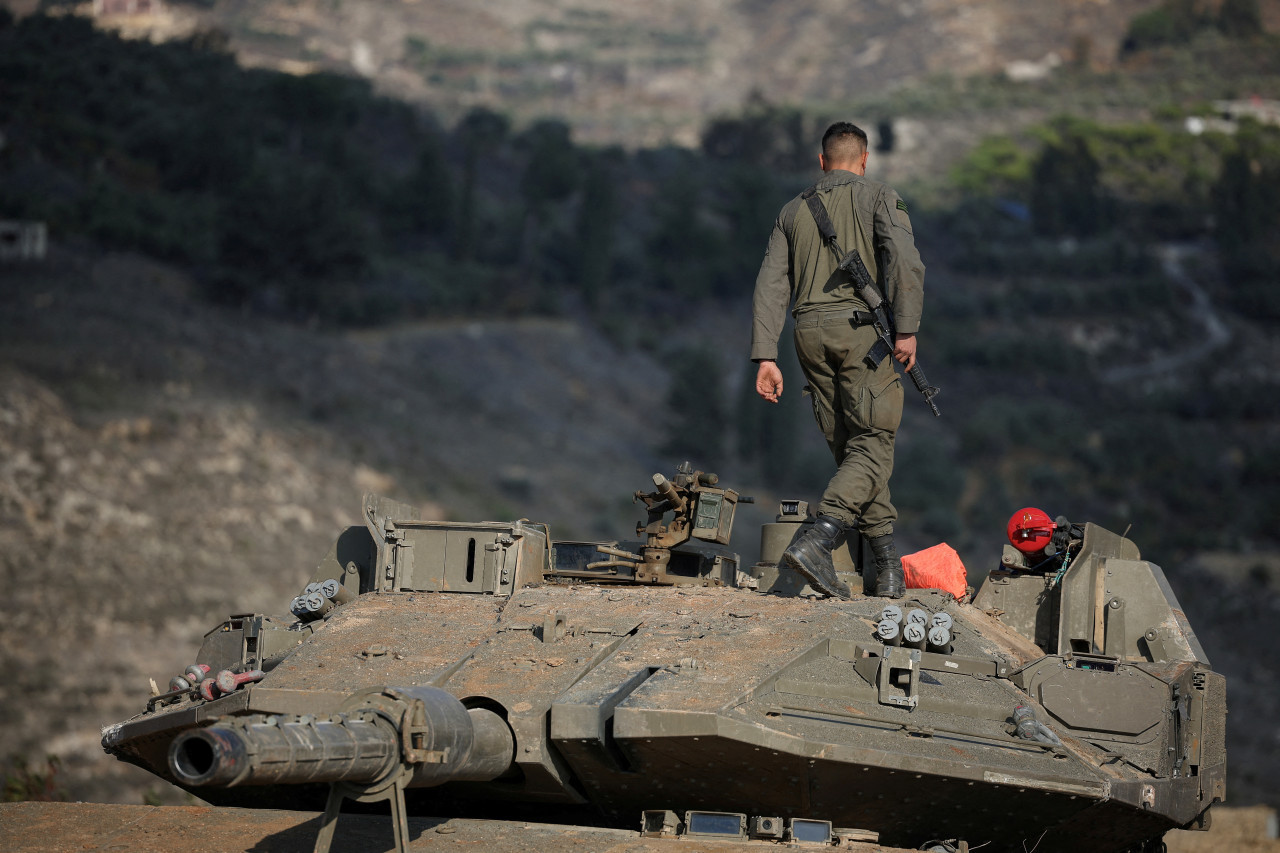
[750,169,925,362]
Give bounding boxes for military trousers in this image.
[793,311,903,537]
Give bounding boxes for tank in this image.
[102,464,1225,853]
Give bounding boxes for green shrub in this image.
[1123,0,1212,52]
[950,136,1032,199]
[1218,0,1264,37]
[3,755,66,803]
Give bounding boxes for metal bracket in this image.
[1142,627,1171,662]
[877,646,921,708]
[540,611,568,643]
[1104,596,1127,658]
[313,771,412,853]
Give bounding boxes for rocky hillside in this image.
[17,0,1275,197]
[0,245,792,804]
[14,0,1247,146]
[202,0,1167,145]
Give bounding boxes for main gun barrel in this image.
[171,715,396,787]
[168,686,513,790]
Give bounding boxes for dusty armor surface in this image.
[102,465,1224,853]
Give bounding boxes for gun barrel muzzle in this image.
[651,473,686,512]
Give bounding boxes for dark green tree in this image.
[214,158,371,313]
[516,118,580,281]
[1029,129,1107,238]
[518,119,579,213]
[1217,0,1263,37]
[452,107,510,262]
[701,95,809,172]
[1212,127,1280,317]
[574,149,620,308]
[715,163,785,297]
[875,119,896,154]
[1122,0,1211,52]
[646,165,725,299]
[385,129,454,240]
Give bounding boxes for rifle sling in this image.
[800,187,842,253]
[800,186,888,316]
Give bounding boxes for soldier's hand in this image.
[893,333,917,371]
[755,360,784,403]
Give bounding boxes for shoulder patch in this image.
[896,199,909,213]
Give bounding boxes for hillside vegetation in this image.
[4,8,1279,551]
[2,0,1280,812]
[19,0,1177,146]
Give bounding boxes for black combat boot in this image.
[868,533,906,599]
[782,515,852,599]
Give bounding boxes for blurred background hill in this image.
[2,0,1280,823]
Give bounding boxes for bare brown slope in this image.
[0,246,768,805]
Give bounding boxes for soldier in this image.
[750,122,925,599]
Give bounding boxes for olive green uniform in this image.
[750,169,925,536]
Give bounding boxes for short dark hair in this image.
[821,122,869,163]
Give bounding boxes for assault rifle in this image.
[838,249,941,417]
[799,186,941,417]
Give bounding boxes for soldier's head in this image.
[820,122,869,175]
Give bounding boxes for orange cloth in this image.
[901,543,967,600]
